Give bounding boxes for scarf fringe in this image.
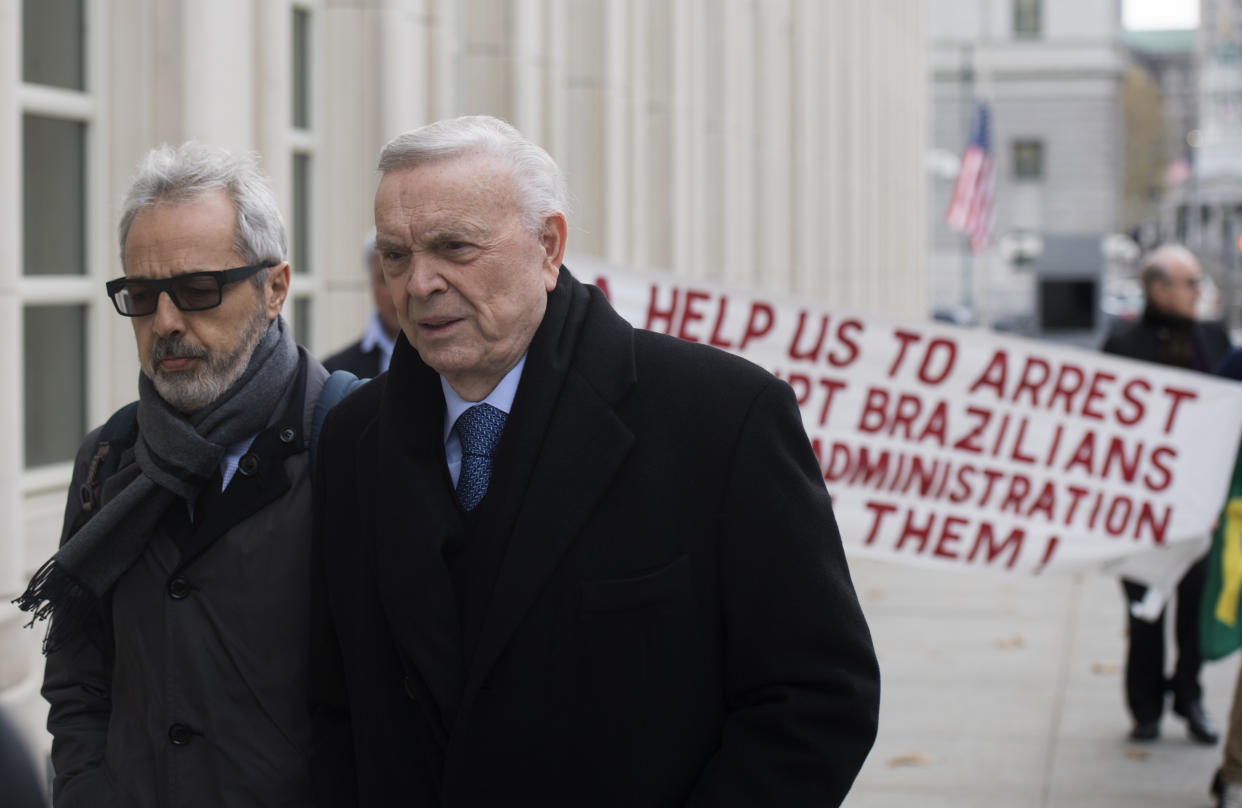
[12,557,97,655]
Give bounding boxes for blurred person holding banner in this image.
[1102,244,1231,744]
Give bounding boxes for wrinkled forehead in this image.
[377,154,520,220]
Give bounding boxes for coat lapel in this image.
[462,272,637,698]
[171,453,291,572]
[170,359,308,572]
[370,336,465,731]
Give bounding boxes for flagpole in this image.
[960,41,975,315]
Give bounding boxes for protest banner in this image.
[573,257,1242,585]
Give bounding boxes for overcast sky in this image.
[1123,0,1199,30]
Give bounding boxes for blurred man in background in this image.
[1102,243,1231,745]
[323,229,399,377]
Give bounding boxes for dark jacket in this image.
[1216,348,1242,381]
[43,351,329,808]
[1102,305,1231,372]
[0,709,46,808]
[323,339,384,378]
[311,268,880,807]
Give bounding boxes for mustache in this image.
[149,336,210,367]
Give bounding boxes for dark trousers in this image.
[1121,554,1208,723]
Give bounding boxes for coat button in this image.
[279,427,297,444]
[167,577,191,599]
[168,723,194,746]
[238,452,260,477]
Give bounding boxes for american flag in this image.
[945,102,994,253]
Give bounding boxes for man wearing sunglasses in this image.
[1102,244,1232,747]
[16,142,329,807]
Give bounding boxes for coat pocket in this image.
[580,554,690,611]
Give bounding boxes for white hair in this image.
[118,142,287,285]
[377,115,569,234]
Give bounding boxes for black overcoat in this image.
[310,268,880,807]
[1101,309,1231,371]
[44,352,328,807]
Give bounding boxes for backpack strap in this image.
[309,370,368,477]
[70,401,139,534]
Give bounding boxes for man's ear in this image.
[265,262,291,320]
[540,212,568,291]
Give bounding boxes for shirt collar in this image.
[441,354,527,444]
[359,312,397,370]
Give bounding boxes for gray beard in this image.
[146,306,269,413]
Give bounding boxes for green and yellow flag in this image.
[1202,445,1242,660]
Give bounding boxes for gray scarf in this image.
[15,316,299,653]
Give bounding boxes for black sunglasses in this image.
[105,263,274,317]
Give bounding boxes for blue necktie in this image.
[454,403,507,511]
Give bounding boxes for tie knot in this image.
[454,403,507,459]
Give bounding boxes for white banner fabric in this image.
[575,258,1242,581]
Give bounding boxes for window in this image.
[1013,139,1044,180]
[294,297,312,348]
[288,2,319,350]
[1039,280,1096,331]
[23,115,86,276]
[20,0,102,471]
[24,305,87,467]
[292,152,312,275]
[1013,0,1041,39]
[292,8,311,130]
[22,0,84,90]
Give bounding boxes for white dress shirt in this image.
[360,312,397,373]
[186,434,256,520]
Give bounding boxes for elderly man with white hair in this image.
[310,115,880,807]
